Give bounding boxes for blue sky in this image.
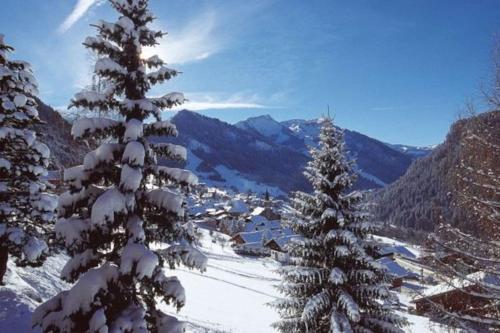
[1,0,499,146]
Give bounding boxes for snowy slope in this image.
[161,230,280,332]
[0,255,70,332]
[0,230,448,332]
[235,115,302,146]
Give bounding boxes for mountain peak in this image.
[246,114,276,122]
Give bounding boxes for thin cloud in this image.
[172,92,268,111]
[371,104,441,112]
[180,101,266,111]
[58,0,102,34]
[142,11,223,65]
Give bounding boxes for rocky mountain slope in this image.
[372,111,499,237]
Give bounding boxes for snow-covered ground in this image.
[0,254,69,332]
[162,230,280,332]
[1,229,447,332]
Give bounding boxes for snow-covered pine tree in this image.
[272,117,405,333]
[0,35,57,285]
[32,1,206,331]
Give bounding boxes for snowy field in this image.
[0,229,446,332]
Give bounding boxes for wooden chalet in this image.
[413,271,500,317]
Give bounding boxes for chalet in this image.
[244,215,281,232]
[420,251,478,274]
[194,217,218,230]
[231,230,265,245]
[251,206,280,221]
[377,257,418,289]
[413,271,500,317]
[233,241,270,257]
[264,235,302,262]
[226,199,249,216]
[379,245,417,260]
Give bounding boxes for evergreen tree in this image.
[33,1,206,331]
[0,35,57,285]
[272,117,405,332]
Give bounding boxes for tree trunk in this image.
[0,244,8,285]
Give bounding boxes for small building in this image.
[264,235,301,262]
[194,217,218,230]
[413,271,500,317]
[251,206,280,221]
[226,199,249,216]
[377,257,417,289]
[231,230,265,245]
[244,215,281,232]
[379,245,417,260]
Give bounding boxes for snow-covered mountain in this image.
[386,143,434,159]
[39,104,423,196]
[235,115,304,149]
[157,111,310,197]
[154,111,418,195]
[242,115,415,189]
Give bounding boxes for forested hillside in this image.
[34,99,86,169]
[373,111,499,238]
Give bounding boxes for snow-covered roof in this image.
[380,245,417,259]
[377,257,415,279]
[266,235,301,250]
[226,199,249,214]
[208,209,226,216]
[233,231,264,244]
[416,271,500,299]
[238,242,264,249]
[244,218,281,232]
[251,207,266,216]
[250,215,268,224]
[189,204,210,216]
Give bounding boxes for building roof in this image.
[251,207,266,216]
[244,217,281,232]
[265,235,301,251]
[416,271,500,299]
[226,199,249,214]
[232,230,265,244]
[380,245,417,259]
[377,257,415,279]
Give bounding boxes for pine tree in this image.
[272,117,405,332]
[0,35,57,285]
[33,1,206,331]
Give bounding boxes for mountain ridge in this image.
[37,104,431,196]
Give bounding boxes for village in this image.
[37,168,499,331]
[185,184,500,330]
